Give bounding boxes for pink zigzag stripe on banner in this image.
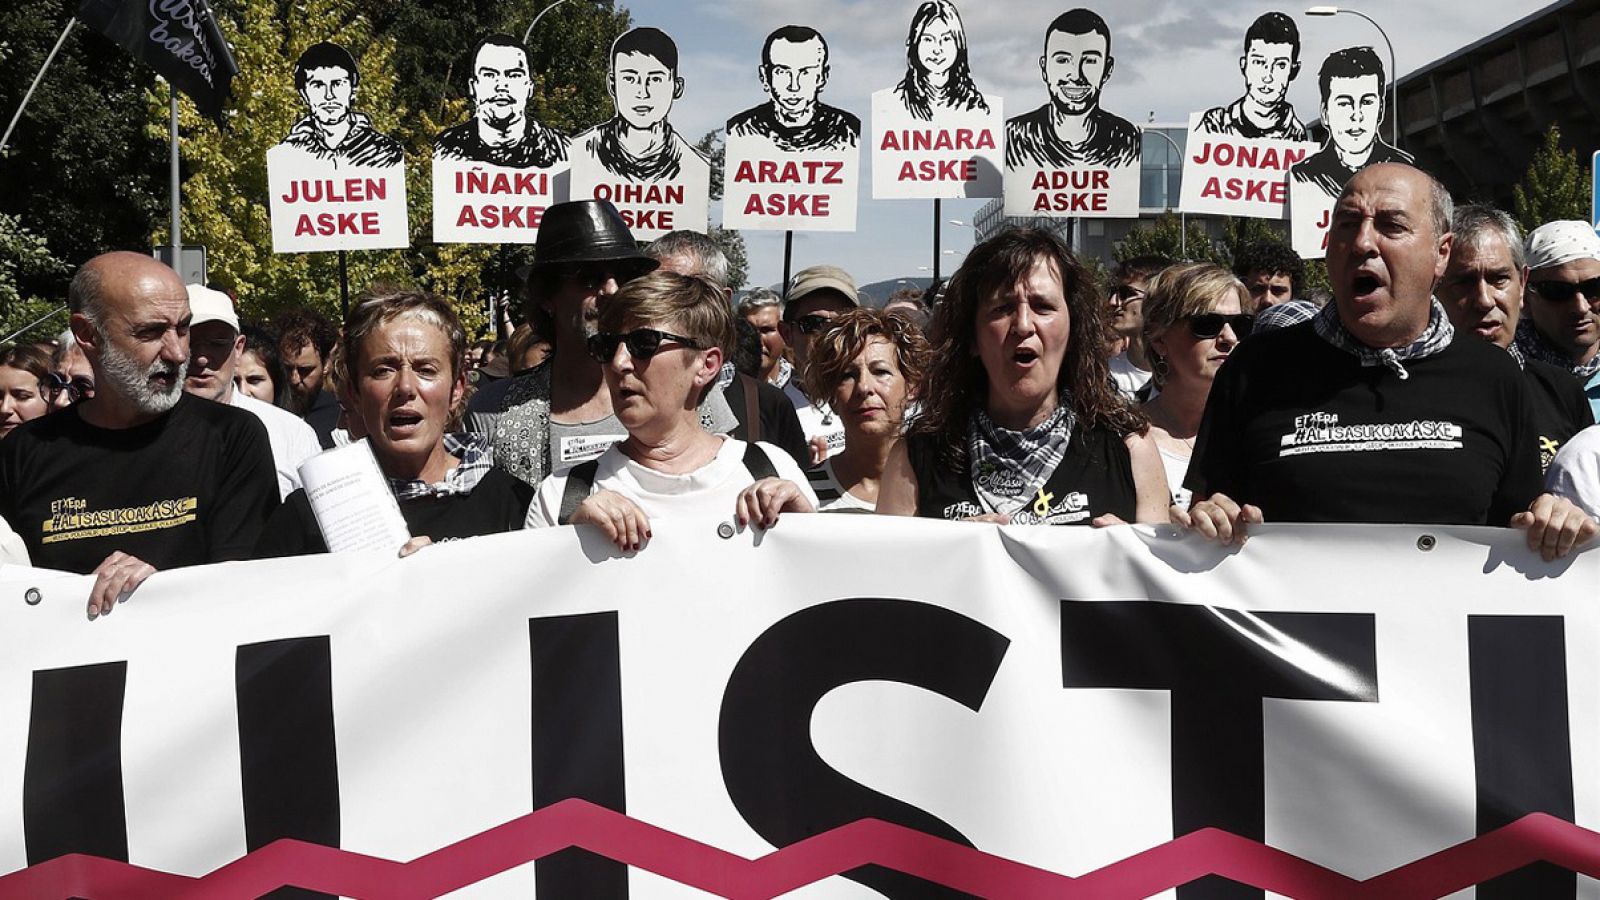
[4,800,1600,899]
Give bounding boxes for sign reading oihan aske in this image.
[432,34,571,243]
[569,28,711,239]
[1289,45,1413,258]
[0,520,1597,897]
[1178,12,1318,220]
[1003,8,1140,218]
[871,1,1004,200]
[266,42,409,252]
[723,26,861,231]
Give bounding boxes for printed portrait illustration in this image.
[1198,12,1308,141]
[1006,9,1139,169]
[1289,46,1413,199]
[894,0,990,121]
[727,25,860,153]
[574,27,708,181]
[277,42,403,168]
[434,34,569,169]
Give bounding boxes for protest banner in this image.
[1,519,1598,897]
[722,26,861,232]
[870,1,1003,201]
[1179,111,1315,220]
[568,28,711,239]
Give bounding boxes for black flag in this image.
[75,0,238,122]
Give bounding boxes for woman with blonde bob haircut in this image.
[257,288,532,557]
[879,227,1169,524]
[802,309,930,511]
[1138,262,1252,510]
[526,271,817,548]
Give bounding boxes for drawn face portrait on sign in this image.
[727,25,860,153]
[277,41,404,168]
[469,38,533,131]
[1194,13,1307,141]
[1005,9,1139,171]
[1323,67,1382,161]
[434,34,568,169]
[1041,13,1112,117]
[610,28,684,131]
[895,0,989,120]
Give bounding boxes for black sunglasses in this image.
[563,264,630,291]
[45,372,94,405]
[586,328,704,363]
[1108,285,1145,306]
[795,314,833,335]
[1529,277,1600,305]
[1186,313,1254,340]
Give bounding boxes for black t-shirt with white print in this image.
[1185,322,1542,525]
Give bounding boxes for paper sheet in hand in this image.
[296,440,410,553]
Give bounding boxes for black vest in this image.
[906,425,1137,525]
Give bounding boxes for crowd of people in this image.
[1,162,1598,620]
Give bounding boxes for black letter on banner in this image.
[1469,616,1575,898]
[237,637,340,900]
[24,661,130,864]
[720,598,1010,898]
[1060,602,1376,900]
[530,613,627,897]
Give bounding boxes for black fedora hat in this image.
[530,199,658,280]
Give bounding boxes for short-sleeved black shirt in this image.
[0,394,279,573]
[1186,324,1542,525]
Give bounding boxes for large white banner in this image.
[2,519,1599,897]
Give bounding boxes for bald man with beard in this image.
[0,252,277,619]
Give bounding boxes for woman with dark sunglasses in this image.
[525,271,817,548]
[1138,262,1253,509]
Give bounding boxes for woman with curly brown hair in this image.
[802,309,930,511]
[878,227,1169,524]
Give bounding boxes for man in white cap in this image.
[1516,220,1600,419]
[184,284,321,500]
[778,264,859,461]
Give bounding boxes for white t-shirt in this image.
[0,514,28,566]
[1158,444,1193,511]
[806,458,876,512]
[527,437,819,528]
[1546,423,1600,519]
[232,392,322,500]
[782,380,846,460]
[1109,353,1153,400]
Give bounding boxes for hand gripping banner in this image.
[1,518,1599,898]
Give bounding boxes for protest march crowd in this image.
[1,158,1599,619]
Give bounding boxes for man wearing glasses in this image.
[777,265,859,462]
[468,200,739,488]
[1107,255,1171,401]
[47,332,95,410]
[1515,220,1600,420]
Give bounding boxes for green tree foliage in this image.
[0,9,167,301]
[1113,213,1221,264]
[693,128,748,291]
[1513,124,1590,234]
[0,211,69,343]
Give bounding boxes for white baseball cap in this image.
[186,284,240,333]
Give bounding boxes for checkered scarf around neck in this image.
[1311,297,1454,381]
[1514,318,1600,379]
[967,395,1075,515]
[387,432,493,500]
[770,357,795,389]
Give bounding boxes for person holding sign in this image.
[435,34,568,168]
[526,271,816,547]
[894,1,990,120]
[278,42,403,168]
[1005,9,1138,169]
[728,26,860,153]
[1197,13,1308,142]
[878,228,1169,524]
[1288,47,1411,200]
[257,289,533,558]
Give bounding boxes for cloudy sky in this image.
[609,0,1553,289]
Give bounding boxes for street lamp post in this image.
[524,0,579,46]
[1138,126,1187,257]
[1305,6,1398,147]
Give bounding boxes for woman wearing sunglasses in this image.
[1137,263,1253,510]
[526,271,817,549]
[256,289,533,557]
[0,344,53,439]
[878,228,1170,525]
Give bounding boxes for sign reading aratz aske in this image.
[1003,8,1140,219]
[870,1,1003,200]
[1,520,1598,896]
[569,28,711,239]
[432,34,571,243]
[266,42,409,252]
[723,25,860,231]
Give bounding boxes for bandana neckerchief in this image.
[1311,298,1455,380]
[388,432,493,500]
[1514,318,1600,379]
[769,357,795,389]
[967,396,1074,515]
